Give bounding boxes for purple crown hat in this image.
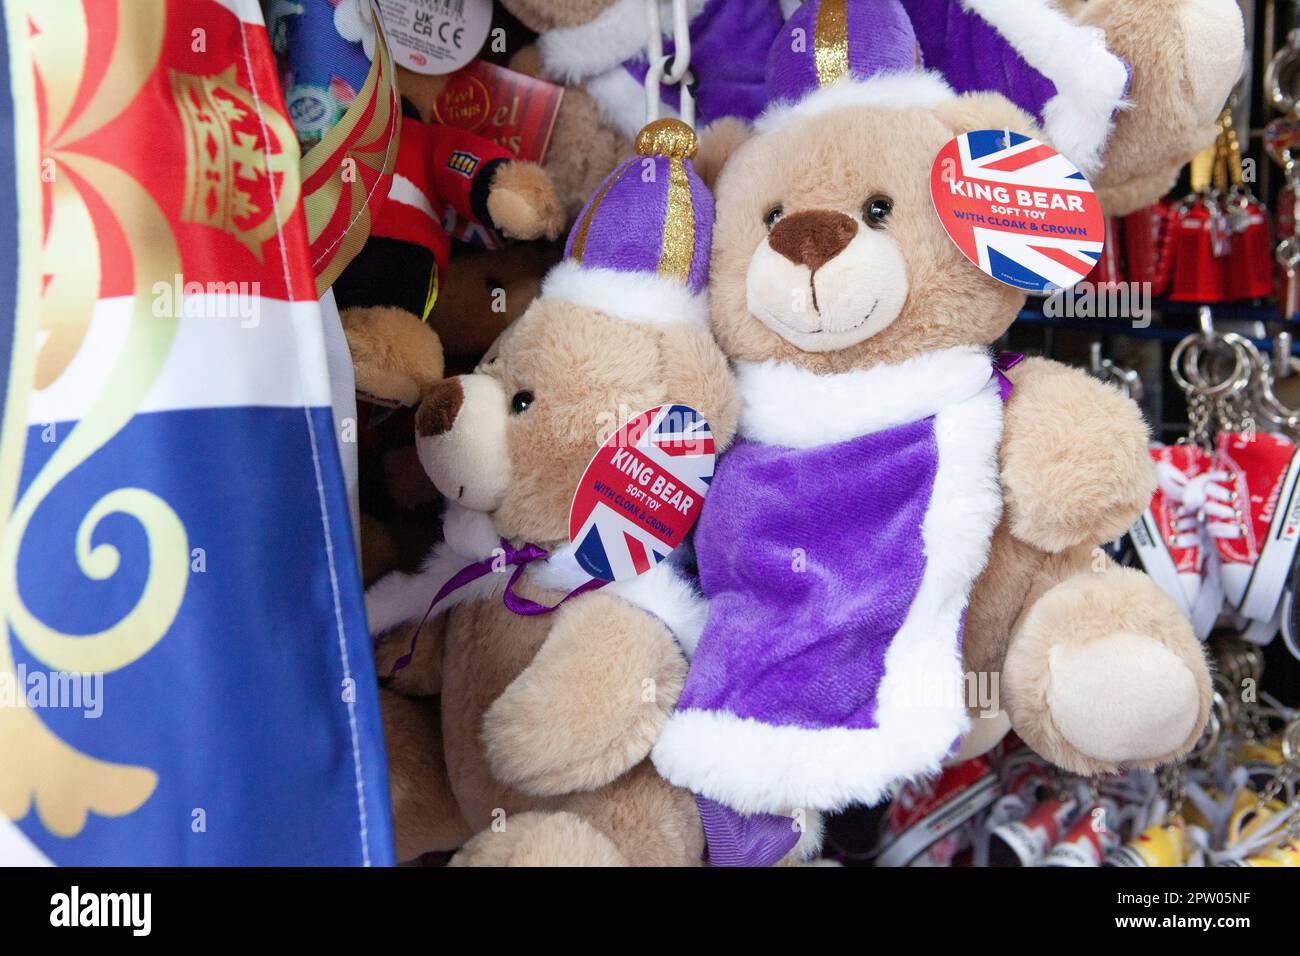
[757,0,955,132]
[541,118,714,327]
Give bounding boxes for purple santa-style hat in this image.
[756,0,956,134]
[540,118,714,327]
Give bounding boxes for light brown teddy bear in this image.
[364,122,757,865]
[501,0,1243,219]
[649,4,1216,850]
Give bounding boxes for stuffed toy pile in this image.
[364,0,1245,866]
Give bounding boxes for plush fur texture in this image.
[705,90,1211,782]
[340,305,445,407]
[369,292,743,865]
[510,46,636,220]
[1068,0,1245,215]
[710,98,1028,374]
[1003,563,1210,774]
[541,261,710,327]
[428,241,561,365]
[487,161,567,241]
[1000,357,1157,552]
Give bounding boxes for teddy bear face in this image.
[711,98,1030,374]
[415,297,737,546]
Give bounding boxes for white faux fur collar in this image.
[961,0,1129,177]
[537,0,711,84]
[734,346,996,448]
[756,71,956,133]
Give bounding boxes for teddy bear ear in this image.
[933,92,1040,141]
[693,117,754,191]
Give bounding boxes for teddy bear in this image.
[648,0,1216,865]
[354,239,562,587]
[332,66,566,408]
[512,0,1244,221]
[363,120,774,865]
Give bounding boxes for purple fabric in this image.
[696,795,800,867]
[563,154,714,294]
[624,0,786,125]
[502,567,606,615]
[903,0,1057,123]
[678,419,939,729]
[766,0,919,106]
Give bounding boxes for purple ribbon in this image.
[993,350,1025,402]
[388,538,605,675]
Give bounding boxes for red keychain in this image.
[1169,139,1231,302]
[1124,200,1178,295]
[1221,114,1273,300]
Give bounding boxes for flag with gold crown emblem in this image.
[0,0,393,865]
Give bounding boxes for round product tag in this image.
[930,130,1105,294]
[568,405,715,583]
[377,0,492,75]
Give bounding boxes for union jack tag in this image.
[930,130,1105,294]
[568,405,715,582]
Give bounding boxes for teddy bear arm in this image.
[1000,357,1155,553]
[1072,0,1244,215]
[482,593,686,798]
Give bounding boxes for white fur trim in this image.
[584,65,681,141]
[962,0,1129,176]
[541,260,708,327]
[755,72,956,134]
[652,379,1005,813]
[368,501,707,651]
[364,540,508,638]
[442,501,502,561]
[537,0,711,83]
[734,346,994,448]
[530,547,709,657]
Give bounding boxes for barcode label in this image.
[431,0,465,17]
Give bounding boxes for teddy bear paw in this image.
[1045,632,1202,767]
[487,161,566,241]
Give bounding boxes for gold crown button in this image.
[635,118,698,160]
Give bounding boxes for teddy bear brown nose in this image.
[767,210,859,272]
[416,377,464,437]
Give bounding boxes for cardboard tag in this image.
[377,0,492,75]
[568,405,715,583]
[930,130,1105,294]
[432,60,565,164]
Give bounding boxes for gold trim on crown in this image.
[814,0,850,87]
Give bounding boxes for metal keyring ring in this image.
[1183,332,1258,391]
[1171,333,1248,398]
[1190,697,1225,761]
[1283,719,1300,768]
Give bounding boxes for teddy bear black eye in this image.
[510,390,534,415]
[864,196,893,227]
[763,205,784,230]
